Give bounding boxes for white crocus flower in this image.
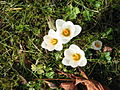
[41,29,63,51]
[62,44,87,68]
[56,19,82,44]
[91,40,102,50]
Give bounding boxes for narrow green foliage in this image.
[0,0,119,89]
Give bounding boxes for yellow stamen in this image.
[50,38,58,45]
[62,29,70,37]
[95,42,100,48]
[72,53,81,61]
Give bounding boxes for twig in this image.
[33,79,76,81]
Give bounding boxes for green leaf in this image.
[104,52,112,61]
[46,72,54,78]
[83,10,91,21]
[102,28,112,37]
[45,67,52,72]
[105,52,110,57]
[95,1,101,8]
[106,56,111,61]
[74,7,80,14]
[15,24,30,32]
[31,64,37,71]
[37,64,43,69]
[64,5,80,20]
[88,0,95,3]
[37,70,44,74]
[106,28,112,35]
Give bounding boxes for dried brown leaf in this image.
[103,46,112,52]
[75,77,109,90]
[34,70,109,90]
[47,16,56,30]
[57,69,109,90]
[24,59,32,65]
[57,70,77,79]
[78,67,88,79]
[60,82,77,90]
[19,75,27,84]
[44,81,58,89]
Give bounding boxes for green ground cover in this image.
[0,0,120,89]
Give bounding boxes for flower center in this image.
[62,29,70,37]
[72,53,81,61]
[50,38,58,45]
[95,42,100,48]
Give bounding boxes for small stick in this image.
[33,78,76,81]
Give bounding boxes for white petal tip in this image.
[79,58,87,67]
[74,25,82,37]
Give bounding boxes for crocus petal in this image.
[43,35,51,44]
[56,20,82,44]
[63,21,74,27]
[78,58,87,67]
[61,38,71,44]
[91,40,102,50]
[62,58,71,66]
[48,29,56,37]
[41,41,47,49]
[62,21,75,33]
[93,46,101,50]
[56,19,65,31]
[64,49,73,59]
[70,61,79,68]
[69,44,81,52]
[41,29,64,51]
[74,25,82,37]
[62,44,87,68]
[77,49,85,58]
[47,45,55,51]
[55,43,63,51]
